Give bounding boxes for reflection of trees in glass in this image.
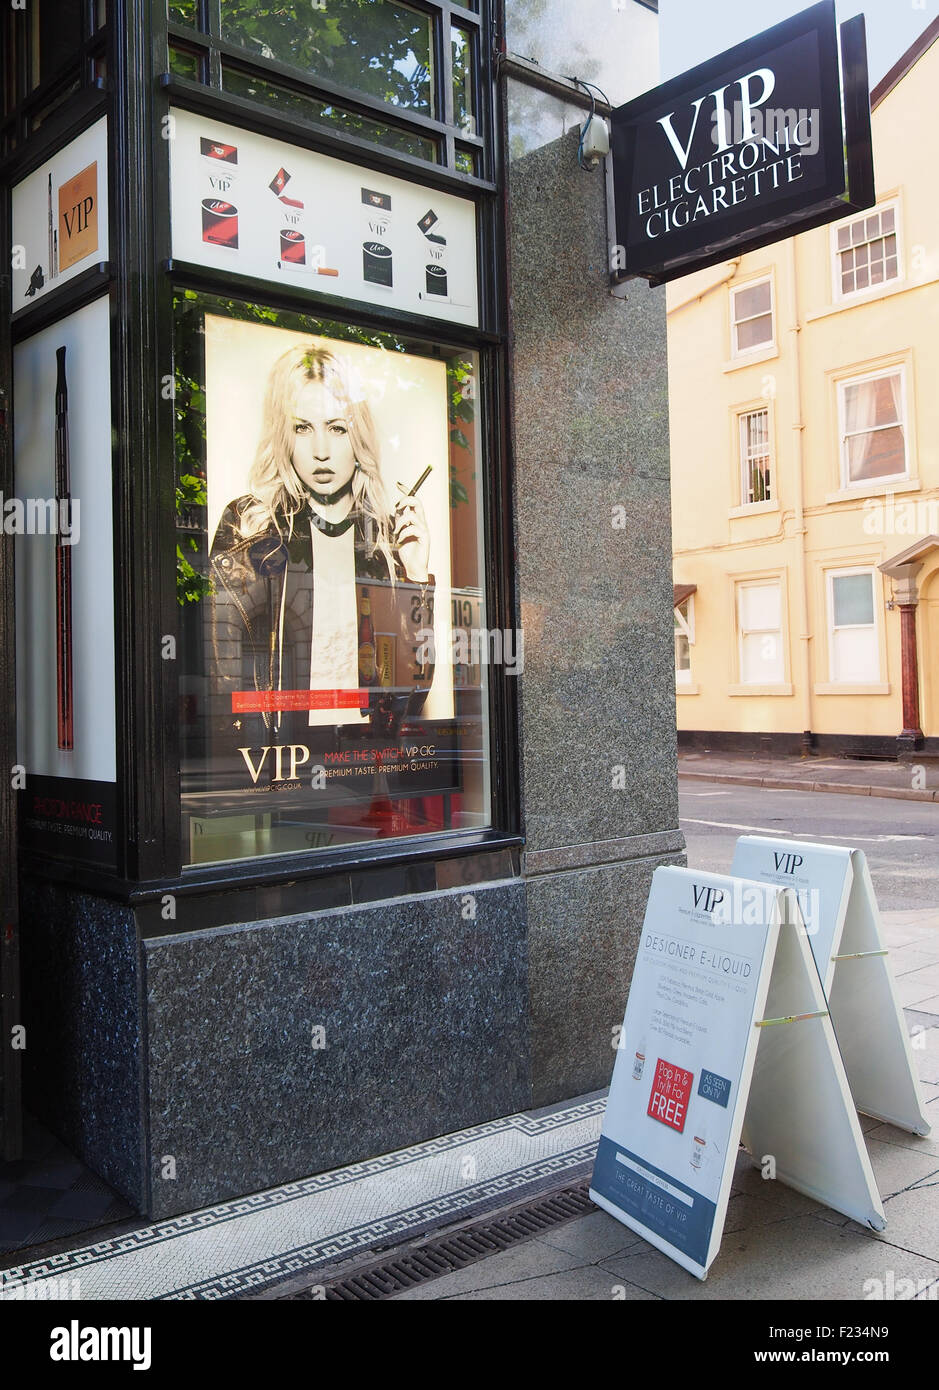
[222,0,434,115]
[451,28,474,135]
[173,292,476,604]
[222,69,435,162]
[508,82,584,162]
[505,0,604,86]
[448,361,475,507]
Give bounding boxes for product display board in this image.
[169,110,479,327]
[732,836,931,1137]
[11,117,108,313]
[591,866,885,1280]
[13,295,117,867]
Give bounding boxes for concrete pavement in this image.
[393,906,939,1300]
[679,750,939,802]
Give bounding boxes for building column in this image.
[898,602,925,752]
[880,557,926,756]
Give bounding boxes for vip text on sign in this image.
[609,1,874,284]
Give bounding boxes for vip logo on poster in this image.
[57,162,98,272]
[647,1058,693,1132]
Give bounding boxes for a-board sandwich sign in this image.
[732,836,931,1138]
[608,1,875,285]
[591,866,885,1280]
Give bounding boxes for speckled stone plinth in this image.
[143,880,529,1218]
[507,126,685,1102]
[18,877,146,1211]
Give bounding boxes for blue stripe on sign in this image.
[591,1136,716,1267]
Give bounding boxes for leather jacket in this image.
[208,494,435,745]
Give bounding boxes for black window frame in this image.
[2,0,519,907]
[165,0,490,183]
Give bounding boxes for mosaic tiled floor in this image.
[0,1115,134,1257]
[0,1096,604,1300]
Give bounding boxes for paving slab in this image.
[538,1210,645,1262]
[895,973,939,1008]
[446,1265,661,1301]
[843,1179,939,1265]
[863,1136,939,1196]
[600,1214,939,1301]
[865,1122,939,1159]
[888,950,939,978]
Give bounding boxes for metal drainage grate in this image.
[289,1180,595,1301]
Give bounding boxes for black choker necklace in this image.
[308,509,355,538]
[308,478,353,506]
[304,479,355,537]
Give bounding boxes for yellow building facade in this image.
[669,19,939,757]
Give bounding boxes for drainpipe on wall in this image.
[787,238,814,755]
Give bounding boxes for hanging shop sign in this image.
[13,295,117,868]
[590,866,885,1280]
[168,110,479,327]
[732,836,931,1138]
[608,1,875,285]
[11,117,108,313]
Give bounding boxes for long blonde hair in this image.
[240,344,395,577]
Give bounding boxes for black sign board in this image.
[609,2,875,285]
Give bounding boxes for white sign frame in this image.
[732,836,931,1137]
[591,866,885,1280]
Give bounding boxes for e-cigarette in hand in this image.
[55,345,73,750]
[400,465,432,498]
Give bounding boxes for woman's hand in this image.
[393,485,430,582]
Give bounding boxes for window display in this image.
[175,294,490,864]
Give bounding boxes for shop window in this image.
[168,0,197,25]
[828,570,878,683]
[838,367,907,487]
[730,278,774,357]
[834,204,899,298]
[221,66,440,163]
[174,293,492,867]
[737,580,784,685]
[738,407,772,504]
[452,25,475,136]
[220,0,435,118]
[674,597,694,687]
[30,0,84,93]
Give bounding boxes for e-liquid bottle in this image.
[632,1032,647,1081]
[691,1121,707,1172]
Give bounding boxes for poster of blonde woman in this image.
[185,312,465,855]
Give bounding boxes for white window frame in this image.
[730,276,775,359]
[837,364,909,490]
[826,567,880,685]
[674,596,694,687]
[831,199,902,304]
[737,406,772,505]
[736,578,785,687]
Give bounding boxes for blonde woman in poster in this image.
[208,342,436,754]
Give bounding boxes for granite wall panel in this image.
[143,880,529,1217]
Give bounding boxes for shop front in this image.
[0,0,682,1220]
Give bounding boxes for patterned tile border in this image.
[0,1098,606,1301]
